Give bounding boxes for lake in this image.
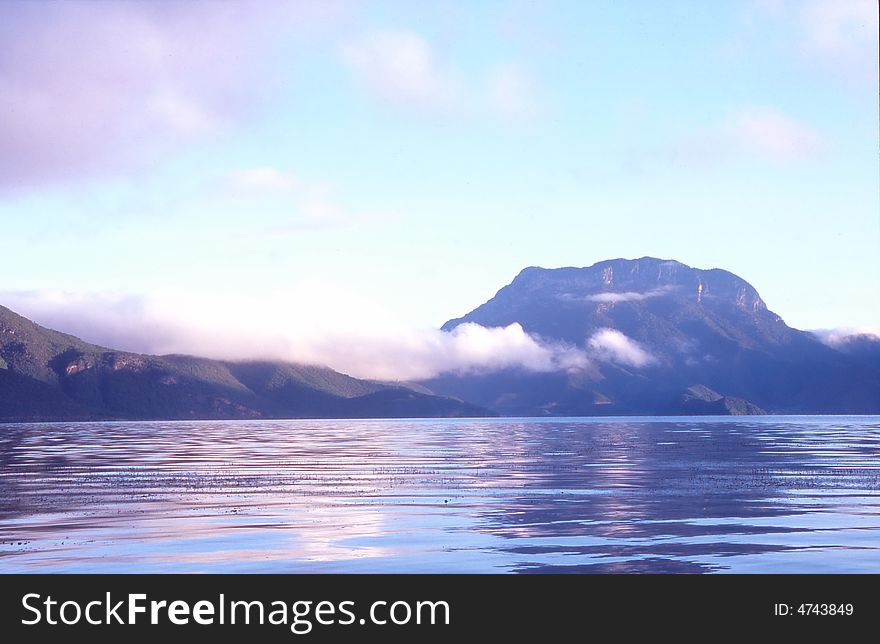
[0,416,878,573]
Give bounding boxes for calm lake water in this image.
[1,416,878,573]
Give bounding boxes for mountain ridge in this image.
[3,257,878,420]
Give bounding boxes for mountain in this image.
[0,305,490,422]
[4,259,877,420]
[429,257,880,415]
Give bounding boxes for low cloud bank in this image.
[811,327,880,348]
[1,289,596,381]
[2,290,659,380]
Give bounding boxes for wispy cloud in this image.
[587,328,656,368]
[727,107,824,162]
[748,0,878,83]
[225,167,390,231]
[487,64,538,122]
[340,28,540,121]
[579,287,675,304]
[669,106,825,168]
[0,2,346,191]
[341,29,463,111]
[228,167,304,192]
[799,0,877,61]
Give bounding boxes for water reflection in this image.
[0,417,878,573]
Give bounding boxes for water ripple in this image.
[0,416,878,572]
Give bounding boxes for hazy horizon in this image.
[1,1,878,379]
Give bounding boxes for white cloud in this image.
[341,29,462,110]
[487,64,537,121]
[0,288,590,381]
[799,0,877,60]
[810,327,880,348]
[728,107,824,162]
[587,328,656,368]
[582,287,675,304]
[228,167,304,192]
[748,0,878,83]
[669,107,825,168]
[149,91,224,137]
[0,2,348,191]
[225,167,388,230]
[340,30,542,121]
[393,322,590,378]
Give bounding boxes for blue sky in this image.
[0,0,877,378]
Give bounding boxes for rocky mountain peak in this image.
[432,258,880,416]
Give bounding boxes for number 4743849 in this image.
[797,604,853,616]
